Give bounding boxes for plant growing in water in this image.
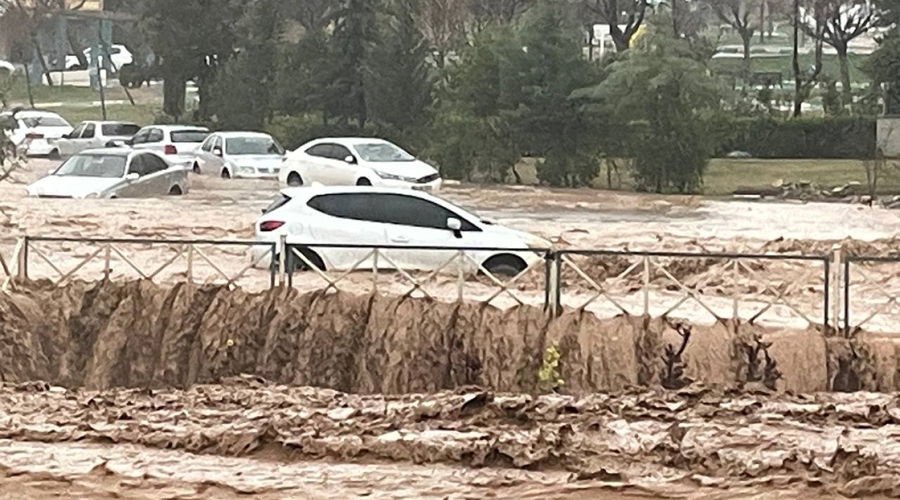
[538,343,565,393]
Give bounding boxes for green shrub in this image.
[710,116,875,159]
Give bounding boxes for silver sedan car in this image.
[26,148,190,199]
[193,131,285,179]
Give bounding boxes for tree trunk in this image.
[836,44,852,111]
[741,31,752,79]
[162,67,186,117]
[66,30,88,68]
[792,0,802,117]
[31,33,54,87]
[759,0,766,43]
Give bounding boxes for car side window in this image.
[82,123,95,139]
[373,194,479,231]
[128,155,146,177]
[141,154,169,174]
[330,145,353,161]
[201,136,214,152]
[147,129,164,143]
[306,144,333,158]
[69,123,86,138]
[131,129,149,145]
[308,193,376,221]
[213,137,223,151]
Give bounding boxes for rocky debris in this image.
[732,180,896,207]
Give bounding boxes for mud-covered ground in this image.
[2,378,900,499]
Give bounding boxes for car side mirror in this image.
[447,217,463,238]
[124,138,134,146]
[125,172,140,181]
[344,155,356,164]
[213,148,223,157]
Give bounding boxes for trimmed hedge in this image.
[710,116,876,160]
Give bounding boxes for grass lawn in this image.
[709,53,870,85]
[701,158,895,195]
[50,103,159,126]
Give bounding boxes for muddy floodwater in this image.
[2,380,900,499]
[3,159,900,498]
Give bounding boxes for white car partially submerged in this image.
[253,186,549,276]
[194,131,285,178]
[1,110,73,157]
[26,148,189,199]
[279,138,442,191]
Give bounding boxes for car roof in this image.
[279,185,436,201]
[215,131,272,139]
[10,110,65,118]
[142,125,209,132]
[84,120,138,125]
[307,137,392,147]
[77,147,133,156]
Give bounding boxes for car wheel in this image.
[192,163,201,174]
[483,254,527,278]
[356,177,372,186]
[271,247,325,274]
[168,186,183,196]
[287,172,303,187]
[221,168,231,179]
[48,149,60,160]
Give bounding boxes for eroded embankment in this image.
[0,281,894,393]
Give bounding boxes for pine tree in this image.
[325,0,377,129]
[367,0,432,134]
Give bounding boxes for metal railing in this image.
[553,249,832,328]
[11,236,900,333]
[843,255,900,334]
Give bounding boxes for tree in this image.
[470,0,532,27]
[581,27,718,193]
[284,0,332,30]
[581,0,648,52]
[208,0,282,130]
[705,0,759,76]
[417,0,469,70]
[324,0,377,129]
[2,0,89,85]
[503,1,601,186]
[800,0,875,108]
[793,0,825,116]
[367,0,433,135]
[864,30,900,113]
[143,0,242,117]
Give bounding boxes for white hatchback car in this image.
[254,186,549,277]
[129,125,210,170]
[1,110,73,157]
[279,138,442,191]
[194,131,285,178]
[58,121,141,158]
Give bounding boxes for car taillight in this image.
[259,221,285,232]
[164,145,177,155]
[25,133,44,140]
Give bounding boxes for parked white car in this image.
[279,138,442,191]
[26,148,189,199]
[194,131,285,178]
[0,60,16,75]
[58,121,140,158]
[129,125,210,170]
[1,110,73,157]
[253,186,548,276]
[65,44,133,71]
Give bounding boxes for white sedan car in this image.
[1,110,73,157]
[254,186,548,277]
[129,125,210,170]
[194,131,285,178]
[26,148,189,199]
[279,138,442,191]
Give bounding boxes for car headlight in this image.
[374,171,417,183]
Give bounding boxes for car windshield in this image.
[55,154,126,178]
[102,123,140,136]
[21,116,69,128]
[170,130,209,143]
[353,143,414,162]
[226,137,285,155]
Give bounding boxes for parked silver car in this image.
[193,131,285,178]
[26,148,189,199]
[58,121,141,158]
[129,125,210,170]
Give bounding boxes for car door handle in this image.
[391,236,409,243]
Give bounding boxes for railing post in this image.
[103,243,111,281]
[456,250,465,302]
[373,248,379,294]
[17,236,28,281]
[186,244,194,284]
[278,234,287,288]
[548,250,561,318]
[832,244,843,335]
[731,259,740,321]
[642,255,651,317]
